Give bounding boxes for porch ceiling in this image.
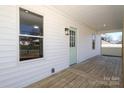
[53,5,124,31]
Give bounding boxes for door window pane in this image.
[92,34,96,50]
[70,30,76,47]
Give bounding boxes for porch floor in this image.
[27,56,122,88]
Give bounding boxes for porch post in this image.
[122,17,124,87]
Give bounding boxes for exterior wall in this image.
[0,6,100,87]
[78,28,101,62]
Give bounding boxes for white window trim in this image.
[19,34,44,38]
[18,7,45,63]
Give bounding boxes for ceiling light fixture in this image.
[103,24,106,27]
[25,10,29,13]
[33,25,39,29]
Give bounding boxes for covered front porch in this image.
[27,56,122,88]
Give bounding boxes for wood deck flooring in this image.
[27,56,122,88]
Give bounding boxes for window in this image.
[92,33,96,50]
[70,30,76,47]
[19,8,43,61]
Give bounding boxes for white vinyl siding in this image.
[0,6,17,70]
[0,6,100,87]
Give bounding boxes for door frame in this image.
[69,26,78,66]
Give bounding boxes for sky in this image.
[105,32,122,41]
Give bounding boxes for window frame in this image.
[92,33,96,50]
[19,7,44,62]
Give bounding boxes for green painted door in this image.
[69,29,77,65]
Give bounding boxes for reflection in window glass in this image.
[19,8,44,61]
[20,8,43,36]
[20,24,41,36]
[20,37,43,61]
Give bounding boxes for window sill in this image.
[19,57,45,64]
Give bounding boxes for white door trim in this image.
[69,26,78,65]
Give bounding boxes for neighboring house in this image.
[0,6,101,87]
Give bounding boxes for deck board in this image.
[27,56,122,88]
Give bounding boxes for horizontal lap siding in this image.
[0,6,17,70]
[0,6,99,88]
[0,6,69,87]
[78,27,100,62]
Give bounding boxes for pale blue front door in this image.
[69,28,77,65]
